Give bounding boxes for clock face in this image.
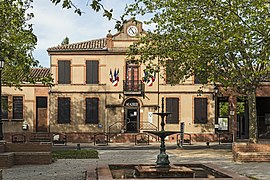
[127,25,138,37]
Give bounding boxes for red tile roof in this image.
[28,68,51,79]
[47,38,107,52]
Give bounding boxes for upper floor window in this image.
[165,60,179,84]
[194,98,208,124]
[86,98,99,124]
[13,96,23,119]
[2,96,8,119]
[166,98,179,124]
[58,60,71,84]
[58,97,70,124]
[86,60,99,84]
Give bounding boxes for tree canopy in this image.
[0,0,52,87]
[124,0,270,142]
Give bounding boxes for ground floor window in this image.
[13,96,23,119]
[86,98,99,124]
[166,98,179,124]
[194,98,208,124]
[58,97,70,124]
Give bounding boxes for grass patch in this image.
[52,149,99,160]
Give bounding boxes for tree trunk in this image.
[247,90,258,143]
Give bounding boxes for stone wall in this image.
[0,143,52,168]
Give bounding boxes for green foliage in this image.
[124,0,270,95]
[0,0,52,87]
[52,149,99,159]
[61,36,70,45]
[123,0,269,142]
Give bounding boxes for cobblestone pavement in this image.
[2,142,270,179]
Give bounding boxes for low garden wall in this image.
[233,142,270,162]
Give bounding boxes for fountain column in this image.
[155,97,170,168]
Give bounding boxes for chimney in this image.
[106,30,113,49]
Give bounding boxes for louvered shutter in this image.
[166,98,179,124]
[13,96,23,119]
[86,61,99,84]
[194,98,207,124]
[58,60,70,84]
[58,97,70,124]
[86,98,99,124]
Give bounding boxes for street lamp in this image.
[213,85,219,134]
[0,58,4,140]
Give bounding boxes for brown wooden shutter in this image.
[13,96,23,119]
[166,98,179,124]
[194,98,207,124]
[58,97,70,124]
[86,98,99,124]
[86,61,99,84]
[58,60,70,84]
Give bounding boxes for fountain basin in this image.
[106,164,237,179]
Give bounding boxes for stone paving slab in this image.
[2,142,270,179]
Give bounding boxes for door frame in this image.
[124,98,140,133]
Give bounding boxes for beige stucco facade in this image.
[47,20,216,142]
[2,85,49,134]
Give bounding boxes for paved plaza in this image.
[2,142,270,179]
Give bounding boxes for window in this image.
[58,97,70,124]
[13,96,23,119]
[58,60,71,84]
[165,60,177,84]
[166,98,179,124]
[86,98,99,124]
[2,96,8,119]
[194,98,208,124]
[86,61,99,84]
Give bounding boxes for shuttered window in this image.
[58,97,70,124]
[13,96,23,119]
[58,60,71,84]
[86,61,99,84]
[86,98,99,124]
[166,98,179,124]
[194,98,208,124]
[2,96,8,119]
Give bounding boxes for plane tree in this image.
[0,0,52,87]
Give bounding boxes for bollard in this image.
[77,143,81,150]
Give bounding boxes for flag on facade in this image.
[109,69,113,82]
[142,70,156,86]
[111,68,119,86]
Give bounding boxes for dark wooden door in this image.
[36,97,48,132]
[125,108,139,133]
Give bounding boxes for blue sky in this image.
[30,0,137,67]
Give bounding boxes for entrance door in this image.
[126,108,139,132]
[124,98,140,133]
[36,97,48,132]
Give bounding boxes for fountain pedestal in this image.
[135,164,195,178]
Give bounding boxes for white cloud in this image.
[30,0,150,67]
